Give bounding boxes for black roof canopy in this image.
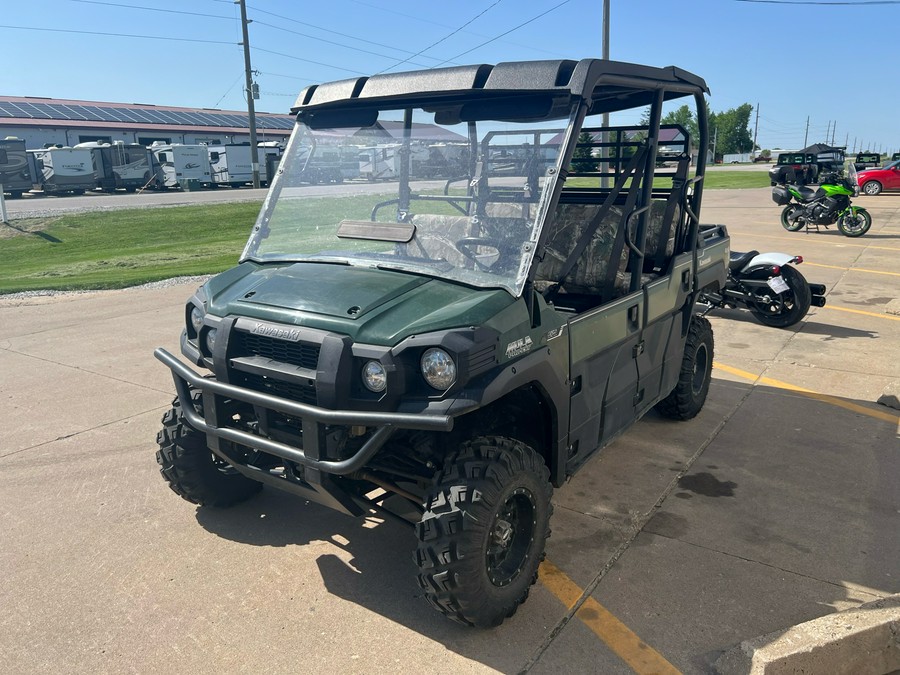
[291,58,709,125]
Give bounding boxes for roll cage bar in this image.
[288,58,710,314]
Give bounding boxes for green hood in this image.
[204,261,518,345]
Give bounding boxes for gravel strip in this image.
[0,275,211,305]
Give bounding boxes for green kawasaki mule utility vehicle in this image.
[154,58,730,627]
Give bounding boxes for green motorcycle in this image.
[772,165,872,237]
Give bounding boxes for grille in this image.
[239,373,317,406]
[232,330,320,370]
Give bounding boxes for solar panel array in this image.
[0,100,293,130]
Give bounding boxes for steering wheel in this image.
[455,237,505,272]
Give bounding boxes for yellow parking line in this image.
[713,362,899,425]
[803,262,900,277]
[824,305,900,322]
[747,230,900,252]
[540,560,681,674]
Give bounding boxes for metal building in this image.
[0,96,293,150]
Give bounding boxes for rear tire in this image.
[747,265,812,328]
[837,209,872,238]
[415,437,552,628]
[780,206,804,231]
[655,316,713,420]
[156,393,262,507]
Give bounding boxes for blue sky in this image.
[2,0,898,154]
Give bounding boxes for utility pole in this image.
[752,102,759,158]
[803,116,809,148]
[830,123,836,146]
[825,120,831,144]
[236,0,260,189]
[711,126,718,164]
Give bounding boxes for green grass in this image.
[566,170,769,190]
[703,170,770,189]
[0,172,769,294]
[0,202,263,293]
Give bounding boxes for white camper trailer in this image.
[0,137,35,197]
[209,144,253,187]
[358,144,430,181]
[150,143,211,189]
[75,141,153,192]
[29,146,99,194]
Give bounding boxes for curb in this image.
[715,594,900,674]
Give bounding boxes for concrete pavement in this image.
[1,188,898,673]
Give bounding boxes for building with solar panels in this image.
[0,95,294,149]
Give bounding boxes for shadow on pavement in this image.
[192,376,899,674]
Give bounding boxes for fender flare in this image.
[740,252,798,274]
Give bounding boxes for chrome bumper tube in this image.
[154,347,453,476]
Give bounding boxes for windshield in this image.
[241,105,573,296]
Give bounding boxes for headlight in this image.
[421,348,456,390]
[362,360,387,393]
[204,328,218,353]
[190,306,204,335]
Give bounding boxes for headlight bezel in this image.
[361,359,387,393]
[420,347,457,391]
[189,305,205,339]
[204,327,218,353]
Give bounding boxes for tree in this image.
[661,105,699,144]
[708,103,754,157]
[570,131,599,172]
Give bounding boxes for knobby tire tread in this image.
[415,436,552,628]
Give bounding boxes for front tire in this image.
[156,393,262,507]
[748,265,812,328]
[861,180,882,196]
[837,209,872,237]
[415,437,552,628]
[780,206,804,231]
[655,316,713,420]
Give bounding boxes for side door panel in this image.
[566,289,642,471]
[635,254,693,414]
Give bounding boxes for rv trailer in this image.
[150,143,212,189]
[0,137,35,197]
[29,147,99,194]
[209,144,253,188]
[76,141,154,192]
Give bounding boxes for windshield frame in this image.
[240,101,580,297]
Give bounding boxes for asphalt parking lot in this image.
[1,188,898,673]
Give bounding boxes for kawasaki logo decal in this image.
[249,322,302,342]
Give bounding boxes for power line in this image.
[374,0,503,74]
[212,71,246,108]
[432,0,574,67]
[68,0,233,20]
[250,19,438,69]
[251,46,363,75]
[247,5,449,63]
[339,0,566,58]
[0,23,234,45]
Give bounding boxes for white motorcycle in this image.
[700,250,825,328]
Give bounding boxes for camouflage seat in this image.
[534,203,629,296]
[641,200,679,270]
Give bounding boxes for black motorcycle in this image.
[701,250,826,328]
[772,166,872,238]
